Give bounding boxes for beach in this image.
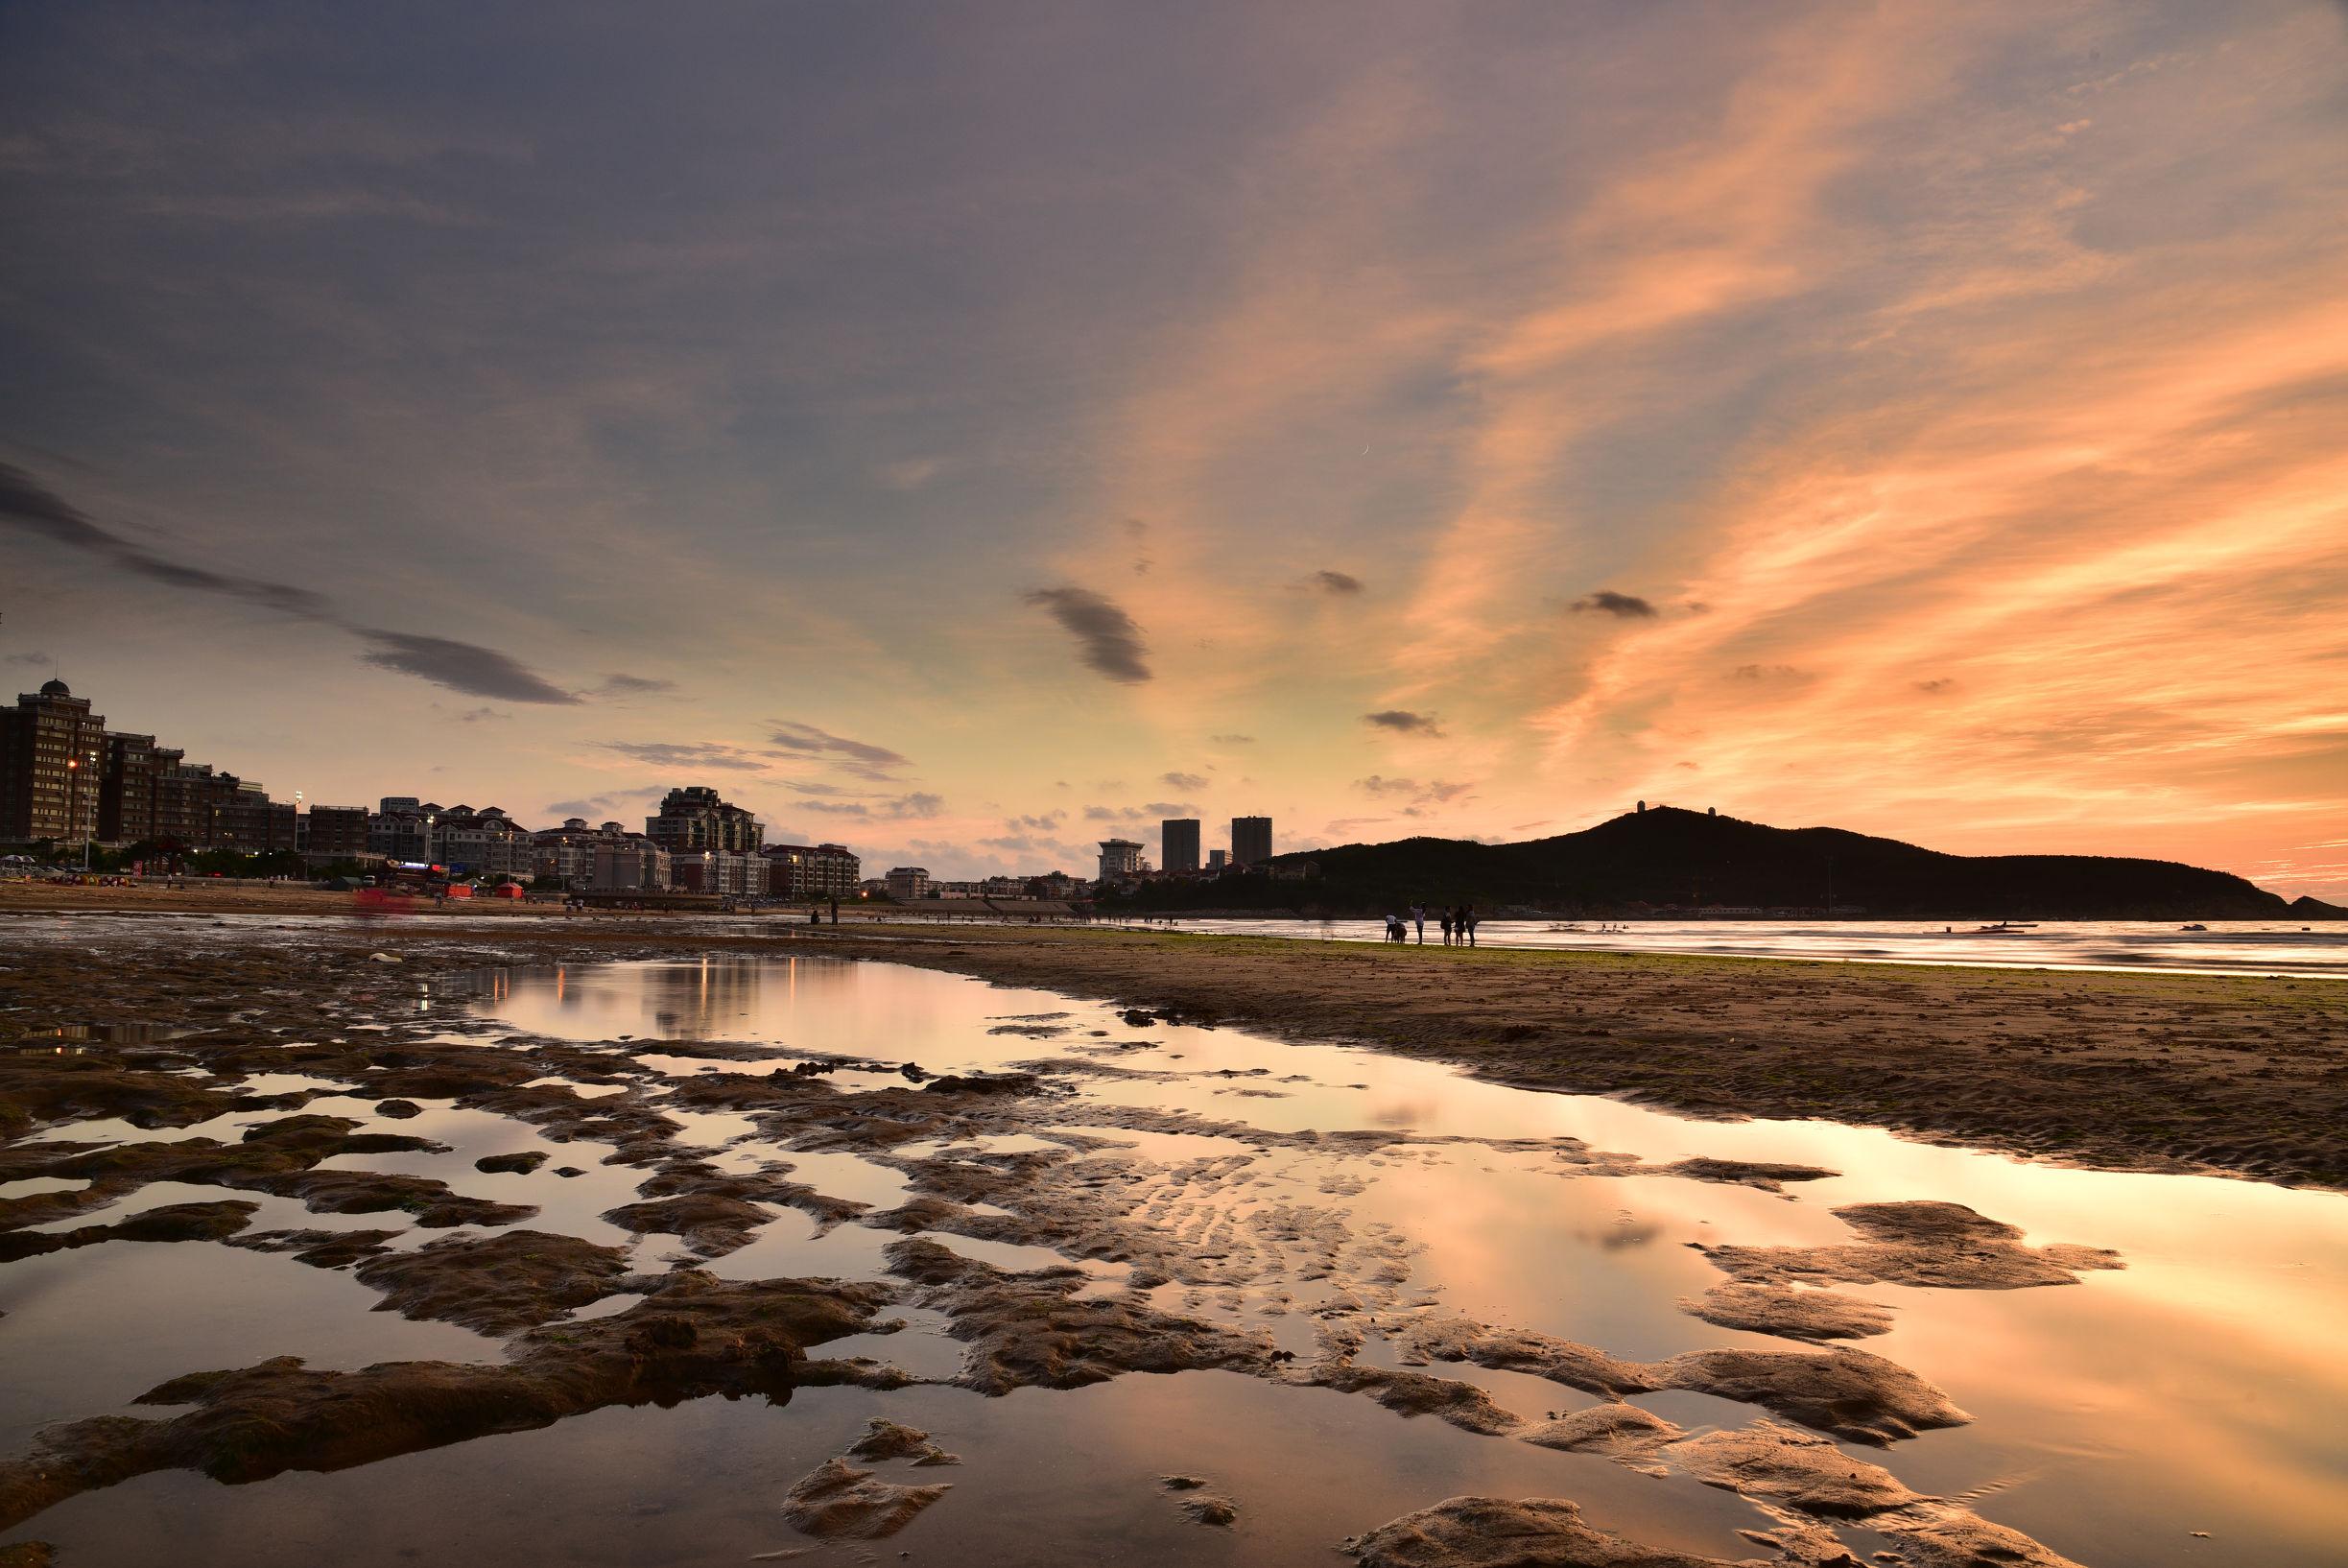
[9,885,2341,1188]
[3,901,2344,1565]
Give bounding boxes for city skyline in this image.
[4,4,2344,896]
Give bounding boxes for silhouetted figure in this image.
[1461,905,1479,946]
[1439,910,1455,945]
[1411,903,1426,942]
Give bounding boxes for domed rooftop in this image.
[38,677,69,698]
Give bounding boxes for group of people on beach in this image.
[1385,903,1478,945]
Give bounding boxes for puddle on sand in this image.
[8,1375,1774,1568]
[0,1178,499,1450]
[1,952,2341,1568]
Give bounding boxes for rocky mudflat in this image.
[0,919,2341,1565]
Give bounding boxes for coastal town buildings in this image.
[531,818,634,888]
[2,677,899,893]
[368,798,436,862]
[646,787,763,854]
[432,805,533,878]
[761,842,860,901]
[207,775,296,851]
[1161,818,1201,873]
[1231,816,1272,867]
[671,848,766,896]
[885,866,932,900]
[0,679,107,843]
[590,837,672,892]
[1097,838,1144,885]
[97,731,156,843]
[298,805,370,861]
[1,679,305,854]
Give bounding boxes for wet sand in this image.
[3,921,2344,1565]
[793,923,2348,1189]
[5,895,2342,1187]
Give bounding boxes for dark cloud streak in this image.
[1,460,579,704]
[1571,590,1657,618]
[1025,585,1150,683]
[356,629,580,704]
[1363,709,1443,736]
[768,721,911,774]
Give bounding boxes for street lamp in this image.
[66,753,95,872]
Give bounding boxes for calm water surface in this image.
[3,954,2340,1567]
[1138,915,2348,978]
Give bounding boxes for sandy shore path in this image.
[4,897,2342,1187]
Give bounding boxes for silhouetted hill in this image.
[2290,895,2348,921]
[1103,808,2295,919]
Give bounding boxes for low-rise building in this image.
[211,778,296,852]
[590,837,672,892]
[531,818,633,889]
[434,804,534,878]
[671,849,765,897]
[299,805,370,862]
[761,842,861,901]
[368,799,439,863]
[884,866,932,901]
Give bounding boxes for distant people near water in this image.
[1411,903,1426,943]
[1461,905,1478,946]
[1438,910,1455,945]
[1385,913,1405,942]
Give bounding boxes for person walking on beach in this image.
[1460,905,1479,947]
[1411,903,1426,943]
[1438,909,1455,945]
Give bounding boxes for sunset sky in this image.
[3,2,2343,895]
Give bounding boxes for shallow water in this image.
[8,906,2341,978]
[3,952,2342,1566]
[1140,915,2348,979]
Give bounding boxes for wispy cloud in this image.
[594,673,677,698]
[767,721,911,777]
[598,741,765,771]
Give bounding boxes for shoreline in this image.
[4,893,2342,1190]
